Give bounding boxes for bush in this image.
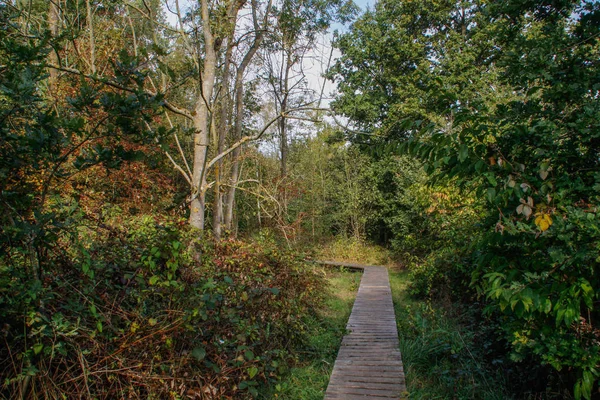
[0,217,324,399]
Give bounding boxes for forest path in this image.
[321,263,406,399]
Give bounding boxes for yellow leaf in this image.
[535,214,553,231]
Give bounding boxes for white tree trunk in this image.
[189,0,218,230]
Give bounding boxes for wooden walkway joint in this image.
[324,264,406,399]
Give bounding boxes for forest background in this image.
[1,0,599,399]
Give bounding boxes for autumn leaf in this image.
[535,213,553,232]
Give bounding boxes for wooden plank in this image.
[324,266,407,399]
[332,376,405,384]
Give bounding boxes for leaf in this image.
[517,204,532,219]
[544,299,552,314]
[485,173,497,186]
[248,366,258,379]
[269,287,280,295]
[148,318,157,326]
[487,187,496,203]
[580,280,593,308]
[527,197,534,207]
[556,308,566,326]
[192,346,206,361]
[149,275,160,285]
[534,214,553,231]
[244,350,255,361]
[33,343,43,355]
[458,144,468,162]
[581,371,593,400]
[575,381,582,400]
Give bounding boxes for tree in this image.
[0,3,158,275]
[331,0,600,398]
[220,0,274,237]
[31,0,282,232]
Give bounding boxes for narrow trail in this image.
[322,264,406,399]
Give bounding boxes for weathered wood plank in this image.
[324,266,407,399]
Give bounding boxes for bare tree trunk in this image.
[224,0,270,232]
[279,52,291,178]
[224,147,240,230]
[279,105,288,178]
[212,38,234,240]
[256,167,262,228]
[86,0,96,73]
[277,50,292,219]
[223,68,245,231]
[189,0,217,230]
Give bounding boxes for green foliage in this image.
[1,215,325,398]
[0,8,164,280]
[284,128,444,253]
[0,11,329,398]
[391,270,512,400]
[331,0,600,397]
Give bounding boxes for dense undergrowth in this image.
[262,268,360,399]
[390,269,513,400]
[331,1,600,398]
[0,219,325,399]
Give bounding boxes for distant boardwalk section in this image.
[323,264,406,399]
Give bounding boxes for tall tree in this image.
[40,0,285,232]
[220,0,273,237]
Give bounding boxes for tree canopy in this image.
[331,0,600,398]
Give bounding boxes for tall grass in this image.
[314,236,395,266]
[389,269,511,400]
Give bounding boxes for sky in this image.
[355,0,377,12]
[161,0,378,109]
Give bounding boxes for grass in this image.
[261,266,361,399]
[279,237,511,399]
[388,268,511,400]
[314,236,395,266]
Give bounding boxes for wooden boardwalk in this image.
[324,265,406,399]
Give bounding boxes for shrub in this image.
[0,217,323,399]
